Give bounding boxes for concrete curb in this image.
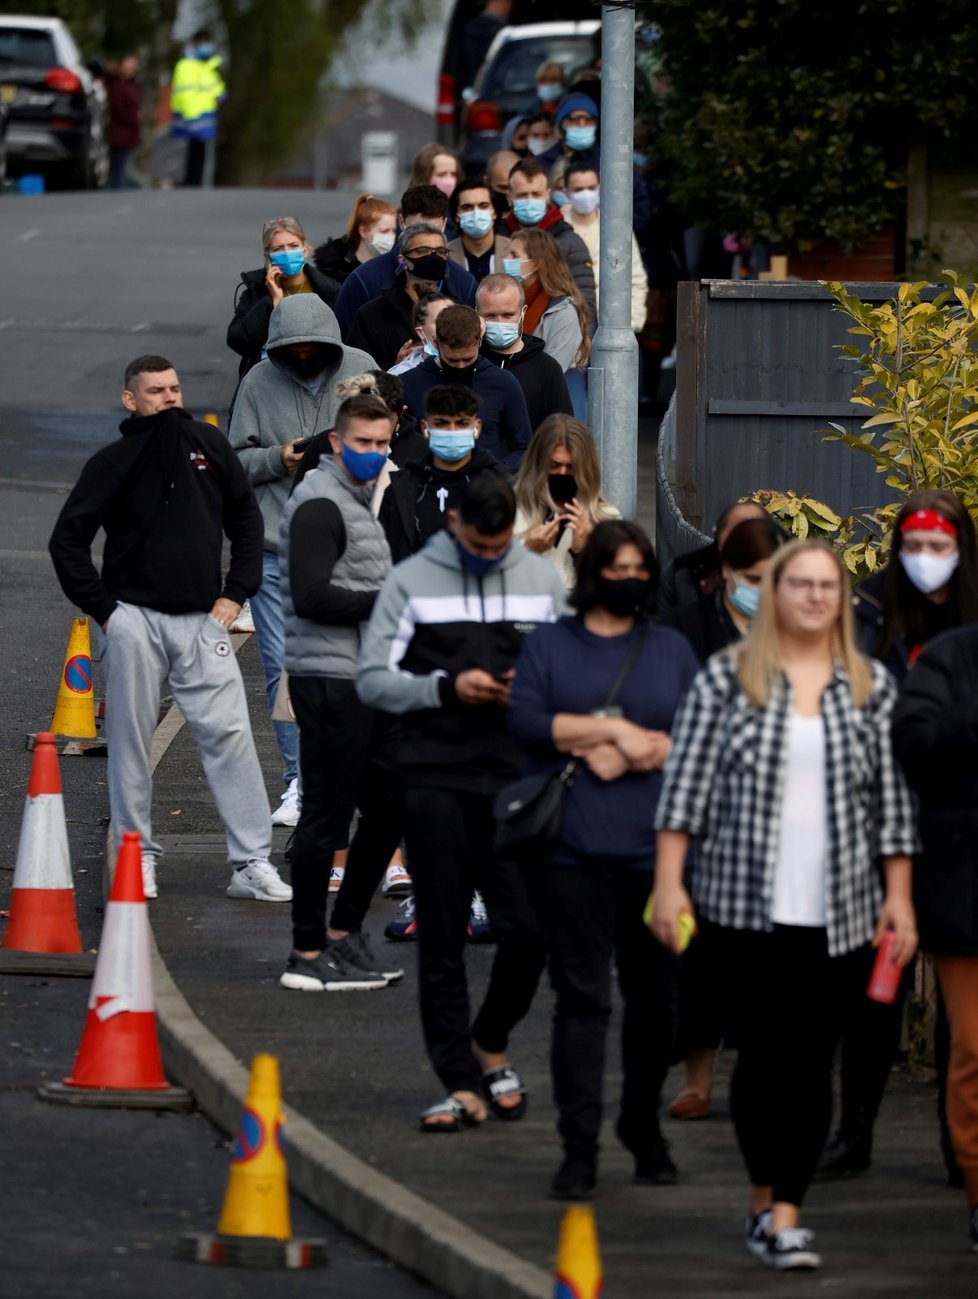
[141,639,552,1299]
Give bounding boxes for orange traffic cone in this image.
[32,617,105,755]
[554,1204,604,1299]
[38,831,191,1110]
[177,1055,326,1269]
[0,732,93,976]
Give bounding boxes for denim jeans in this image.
[249,550,299,787]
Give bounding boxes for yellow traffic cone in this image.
[554,1204,604,1299]
[43,618,100,754]
[178,1054,326,1268]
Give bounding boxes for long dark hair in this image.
[878,489,978,658]
[571,520,659,614]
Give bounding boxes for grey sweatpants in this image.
[101,602,272,865]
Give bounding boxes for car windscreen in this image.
[479,35,595,99]
[0,29,57,67]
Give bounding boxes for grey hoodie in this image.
[228,295,377,552]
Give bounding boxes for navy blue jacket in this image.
[334,249,479,337]
[508,615,699,863]
[400,356,531,471]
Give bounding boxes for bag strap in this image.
[600,623,651,712]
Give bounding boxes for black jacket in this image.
[49,408,263,626]
[312,236,360,285]
[226,264,341,379]
[400,355,532,471]
[345,277,416,373]
[480,334,572,432]
[378,446,508,564]
[892,627,978,954]
[853,570,958,684]
[292,412,427,491]
[658,590,740,664]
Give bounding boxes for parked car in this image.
[0,15,109,189]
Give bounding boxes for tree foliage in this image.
[638,0,978,249]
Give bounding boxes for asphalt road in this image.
[0,186,440,1299]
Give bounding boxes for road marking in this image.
[16,229,40,243]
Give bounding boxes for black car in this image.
[0,16,109,189]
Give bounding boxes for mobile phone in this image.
[292,435,316,453]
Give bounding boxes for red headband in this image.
[900,508,957,537]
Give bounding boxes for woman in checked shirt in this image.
[649,539,918,1272]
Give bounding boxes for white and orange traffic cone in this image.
[38,831,191,1109]
[0,732,93,975]
[31,617,105,755]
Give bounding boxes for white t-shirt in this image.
[771,713,828,927]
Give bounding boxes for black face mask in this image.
[548,473,578,505]
[288,347,328,379]
[440,362,477,387]
[594,575,652,618]
[405,252,448,283]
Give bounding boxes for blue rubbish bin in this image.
[17,174,46,195]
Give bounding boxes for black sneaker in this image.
[969,1205,978,1253]
[550,1152,597,1201]
[815,1128,871,1179]
[341,931,404,984]
[633,1136,678,1186]
[763,1227,821,1270]
[279,948,387,992]
[746,1209,772,1258]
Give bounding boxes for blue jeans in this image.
[250,551,298,788]
[566,367,588,422]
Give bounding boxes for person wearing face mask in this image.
[513,414,619,590]
[294,370,427,485]
[501,116,532,158]
[358,476,567,1132]
[169,27,225,187]
[534,60,566,115]
[334,186,478,337]
[229,296,376,827]
[447,179,512,281]
[505,158,596,327]
[486,149,520,212]
[388,292,454,378]
[400,304,531,472]
[507,520,699,1197]
[563,162,649,336]
[525,112,557,157]
[313,193,398,286]
[408,144,462,219]
[347,224,453,371]
[477,274,572,431]
[818,489,978,1187]
[278,390,407,994]
[228,217,341,384]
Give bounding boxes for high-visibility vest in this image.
[170,56,225,140]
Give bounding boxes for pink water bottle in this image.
[867,931,902,1004]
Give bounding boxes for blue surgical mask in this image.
[484,320,520,349]
[729,580,760,618]
[341,444,387,482]
[552,189,570,207]
[456,540,509,578]
[563,125,596,151]
[459,209,494,238]
[502,257,523,281]
[429,429,476,462]
[422,338,440,357]
[270,248,305,277]
[512,197,548,227]
[193,43,215,59]
[537,82,562,102]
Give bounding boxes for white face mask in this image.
[370,231,395,255]
[899,549,959,594]
[567,188,600,215]
[527,137,551,156]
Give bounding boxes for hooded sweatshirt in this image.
[228,295,377,552]
[480,333,573,429]
[356,529,568,792]
[49,407,262,626]
[400,355,532,471]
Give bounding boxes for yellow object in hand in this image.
[643,894,697,953]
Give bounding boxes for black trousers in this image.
[184,137,207,186]
[711,921,868,1206]
[289,676,403,950]
[527,853,679,1160]
[403,783,547,1095]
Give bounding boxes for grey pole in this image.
[587,0,639,518]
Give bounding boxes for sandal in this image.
[482,1065,527,1121]
[419,1095,484,1133]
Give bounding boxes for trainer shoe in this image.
[227,858,292,902]
[763,1227,821,1270]
[466,891,495,943]
[381,857,412,896]
[746,1209,772,1258]
[230,600,255,633]
[271,778,300,828]
[343,931,404,983]
[328,864,345,894]
[279,948,387,992]
[141,851,158,900]
[385,894,417,942]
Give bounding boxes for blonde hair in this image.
[408,143,460,189]
[344,193,396,244]
[335,373,380,400]
[737,539,872,708]
[514,415,611,524]
[511,227,591,366]
[261,216,308,253]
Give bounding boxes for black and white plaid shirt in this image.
[655,651,919,956]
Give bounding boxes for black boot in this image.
[550,1150,597,1201]
[815,1125,871,1179]
[615,1117,678,1185]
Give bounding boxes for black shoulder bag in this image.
[493,626,650,856]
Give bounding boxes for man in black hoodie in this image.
[49,355,289,906]
[477,273,573,432]
[378,384,508,564]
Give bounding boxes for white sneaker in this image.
[227,858,292,902]
[381,859,412,896]
[271,778,300,827]
[230,600,255,633]
[328,864,345,894]
[141,852,158,900]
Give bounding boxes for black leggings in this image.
[710,921,868,1206]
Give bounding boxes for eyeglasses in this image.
[563,113,595,125]
[405,246,448,260]
[782,577,842,596]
